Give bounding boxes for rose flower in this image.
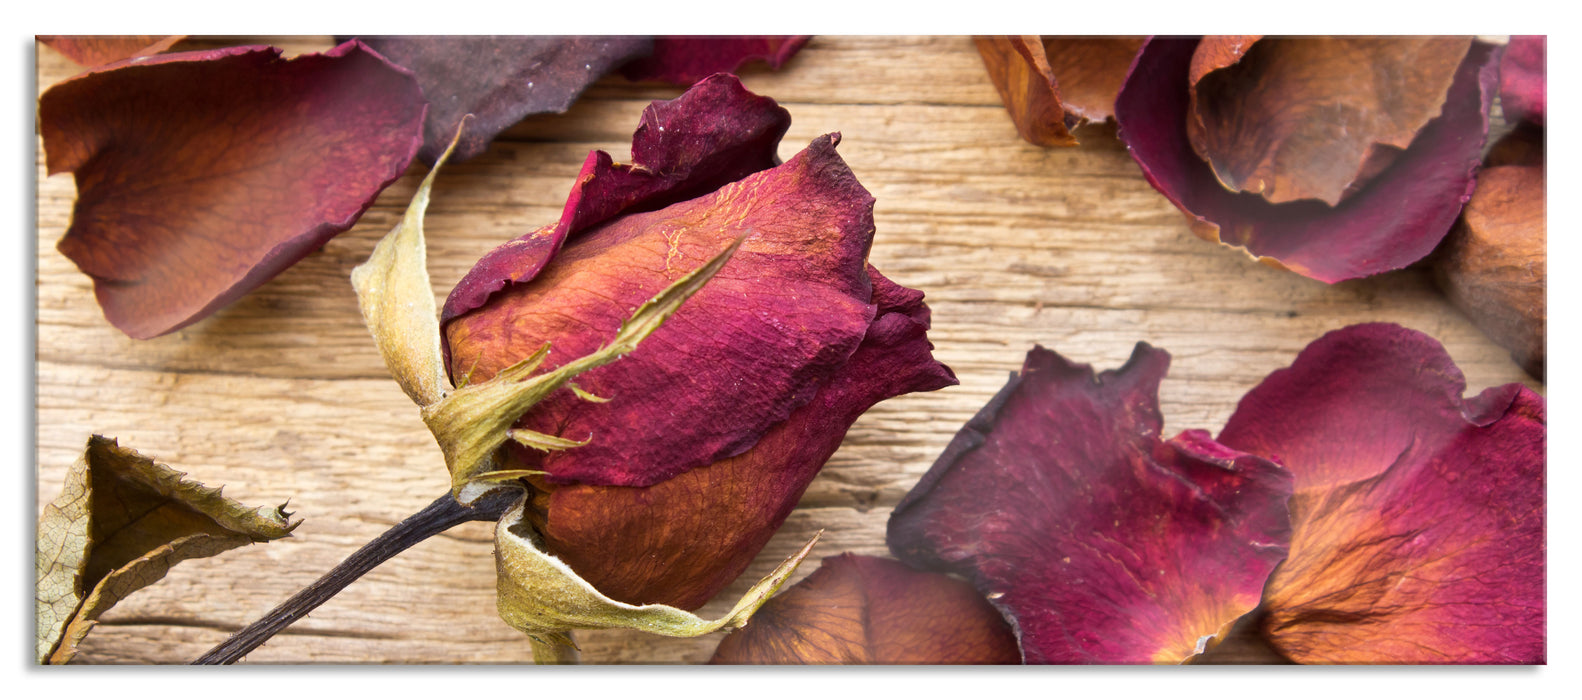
[438,74,956,611]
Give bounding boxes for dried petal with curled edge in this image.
[494,494,819,653]
[1186,37,1472,206]
[36,436,298,664]
[353,36,653,165]
[39,41,427,339]
[1500,36,1545,126]
[1217,323,1545,664]
[710,554,1021,664]
[443,75,954,609]
[974,36,1143,147]
[888,345,1293,664]
[621,36,810,84]
[37,35,184,68]
[1116,37,1500,283]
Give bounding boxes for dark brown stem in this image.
[192,488,519,665]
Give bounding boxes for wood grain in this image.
[35,36,1541,664]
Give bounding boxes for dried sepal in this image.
[36,436,298,664]
[421,236,745,503]
[351,118,468,407]
[494,493,819,650]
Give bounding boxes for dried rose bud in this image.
[440,75,955,611]
[1116,37,1500,282]
[710,554,1020,664]
[975,36,1145,146]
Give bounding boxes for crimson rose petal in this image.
[353,36,653,164]
[1500,36,1546,126]
[620,36,810,84]
[39,41,426,339]
[1115,37,1500,283]
[1217,323,1545,664]
[710,554,1020,664]
[889,345,1293,664]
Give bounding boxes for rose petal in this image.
[709,554,1020,664]
[1500,35,1545,126]
[620,36,810,84]
[1186,37,1472,206]
[975,36,1075,147]
[353,36,653,164]
[39,41,427,339]
[440,74,790,329]
[975,36,1143,146]
[888,345,1293,664]
[1116,38,1500,283]
[1434,163,1546,379]
[38,35,183,68]
[1040,36,1146,123]
[1217,323,1545,663]
[524,271,954,608]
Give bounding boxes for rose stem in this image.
[192,488,520,665]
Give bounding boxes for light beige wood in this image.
[35,36,1541,664]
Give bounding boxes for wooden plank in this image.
[35,36,1541,664]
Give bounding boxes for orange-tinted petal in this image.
[975,36,1144,147]
[889,345,1292,664]
[1187,36,1472,206]
[1218,324,1545,664]
[39,42,427,339]
[975,36,1075,147]
[38,35,183,68]
[709,554,1020,664]
[1040,36,1146,123]
[1434,161,1546,379]
[1117,37,1500,282]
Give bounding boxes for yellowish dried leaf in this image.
[36,436,298,664]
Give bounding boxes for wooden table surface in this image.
[34,36,1542,664]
